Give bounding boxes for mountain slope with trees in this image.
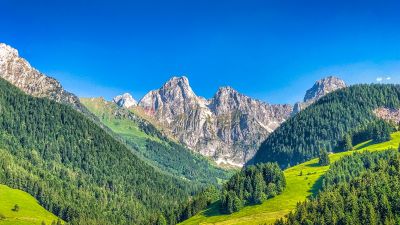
[80,97,231,186]
[276,150,400,225]
[251,84,400,167]
[180,132,400,225]
[0,77,199,224]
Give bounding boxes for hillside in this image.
[180,132,400,225]
[80,97,231,185]
[0,184,61,225]
[277,150,400,224]
[251,84,400,167]
[0,77,198,224]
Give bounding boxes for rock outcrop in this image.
[113,93,137,108]
[0,43,86,112]
[293,76,346,114]
[373,107,400,124]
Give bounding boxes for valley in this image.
[80,97,232,185]
[0,42,399,225]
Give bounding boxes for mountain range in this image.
[1,42,400,225]
[0,43,347,167]
[113,76,346,166]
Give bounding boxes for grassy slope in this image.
[80,98,164,154]
[180,132,400,225]
[0,184,60,225]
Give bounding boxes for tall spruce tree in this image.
[318,149,330,166]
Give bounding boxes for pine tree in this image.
[343,134,353,151]
[252,173,266,204]
[318,149,330,166]
[156,215,167,225]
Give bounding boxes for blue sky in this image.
[1,0,400,103]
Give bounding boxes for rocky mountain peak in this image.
[303,76,346,102]
[213,86,242,98]
[139,76,199,112]
[292,76,346,114]
[209,86,249,114]
[0,43,19,60]
[0,43,86,112]
[134,76,294,166]
[159,76,197,101]
[113,93,137,108]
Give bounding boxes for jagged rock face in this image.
[137,76,293,166]
[304,76,346,102]
[373,107,400,124]
[293,76,346,114]
[113,93,137,108]
[0,43,85,112]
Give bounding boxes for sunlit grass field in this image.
[180,132,400,225]
[0,184,61,225]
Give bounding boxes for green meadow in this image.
[180,132,400,225]
[0,184,61,225]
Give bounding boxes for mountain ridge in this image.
[113,76,345,166]
[0,43,87,113]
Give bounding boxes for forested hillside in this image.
[252,84,400,167]
[0,78,198,224]
[276,150,400,225]
[180,131,400,225]
[81,97,231,186]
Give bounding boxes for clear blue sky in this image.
[1,0,400,103]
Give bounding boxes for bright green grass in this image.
[81,98,162,148]
[0,184,61,225]
[180,132,400,225]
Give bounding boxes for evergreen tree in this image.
[343,134,353,151]
[157,215,167,225]
[318,149,330,166]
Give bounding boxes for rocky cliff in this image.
[122,76,346,166]
[0,43,86,112]
[133,76,292,166]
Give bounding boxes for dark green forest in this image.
[0,78,198,224]
[220,163,285,214]
[252,84,400,168]
[275,150,400,225]
[348,119,395,147]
